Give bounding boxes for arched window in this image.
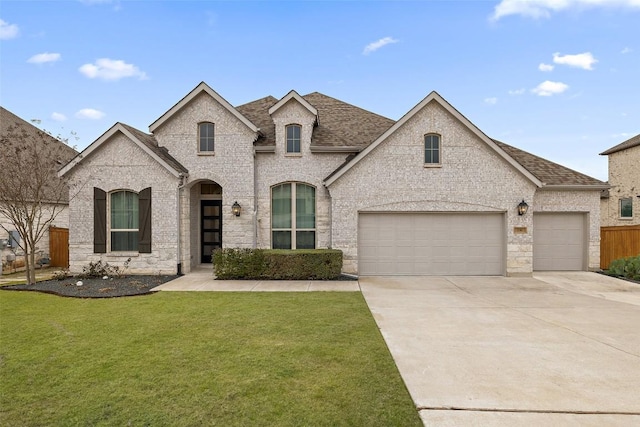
[424,133,441,165]
[110,190,139,251]
[271,183,315,249]
[286,124,301,153]
[199,122,215,152]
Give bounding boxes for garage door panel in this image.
[533,213,585,271]
[358,213,504,276]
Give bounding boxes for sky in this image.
[1,0,639,182]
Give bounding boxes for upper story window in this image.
[286,124,301,154]
[620,198,633,218]
[110,190,139,251]
[199,122,215,152]
[271,182,316,249]
[424,134,441,165]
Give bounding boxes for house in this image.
[59,82,607,276]
[600,134,640,226]
[0,107,78,269]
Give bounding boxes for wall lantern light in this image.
[517,200,529,216]
[232,201,242,217]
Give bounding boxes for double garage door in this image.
[358,212,586,276]
[358,213,505,276]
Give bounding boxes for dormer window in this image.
[199,122,215,153]
[286,124,301,154]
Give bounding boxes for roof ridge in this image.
[302,92,396,122]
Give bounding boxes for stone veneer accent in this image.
[601,144,639,226]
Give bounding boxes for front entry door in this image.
[201,200,222,263]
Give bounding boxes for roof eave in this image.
[540,184,611,191]
[310,146,361,153]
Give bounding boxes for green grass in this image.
[0,291,421,426]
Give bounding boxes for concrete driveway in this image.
[360,272,640,426]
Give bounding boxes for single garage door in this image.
[358,213,504,276]
[533,213,586,271]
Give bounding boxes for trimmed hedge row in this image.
[213,248,343,280]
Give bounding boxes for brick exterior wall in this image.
[328,101,554,276]
[65,133,179,274]
[601,144,640,226]
[255,100,350,250]
[153,92,257,272]
[63,87,602,276]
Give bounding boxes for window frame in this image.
[620,197,633,219]
[198,122,215,154]
[271,182,316,249]
[285,124,302,155]
[109,190,139,252]
[424,133,442,167]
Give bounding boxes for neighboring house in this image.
[0,107,78,268]
[59,82,607,276]
[600,134,640,226]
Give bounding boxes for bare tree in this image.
[0,109,78,284]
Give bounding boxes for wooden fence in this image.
[49,226,69,268]
[600,225,640,269]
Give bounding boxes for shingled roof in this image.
[600,133,640,155]
[236,92,395,150]
[493,139,607,187]
[119,123,188,174]
[1,106,78,203]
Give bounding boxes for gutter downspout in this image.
[253,150,258,248]
[176,173,188,275]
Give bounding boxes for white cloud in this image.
[363,37,399,55]
[492,0,640,20]
[0,19,19,40]
[27,52,61,64]
[508,88,526,95]
[621,47,632,54]
[553,52,598,70]
[484,97,498,105]
[51,112,67,122]
[538,63,554,72]
[79,58,147,81]
[75,108,105,120]
[531,80,569,96]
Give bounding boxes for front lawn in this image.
[0,291,421,426]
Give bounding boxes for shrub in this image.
[213,249,343,280]
[79,258,131,279]
[607,255,640,281]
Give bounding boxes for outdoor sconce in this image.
[232,201,241,217]
[517,200,529,216]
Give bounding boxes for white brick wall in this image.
[66,132,179,274]
[601,144,640,226]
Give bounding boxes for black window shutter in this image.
[94,187,107,253]
[138,187,152,253]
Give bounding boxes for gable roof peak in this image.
[268,90,319,124]
[148,81,259,134]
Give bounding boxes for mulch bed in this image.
[2,275,179,298]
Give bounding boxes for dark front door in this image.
[201,200,222,263]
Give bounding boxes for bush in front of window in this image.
[213,248,343,280]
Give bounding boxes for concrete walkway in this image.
[152,265,360,292]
